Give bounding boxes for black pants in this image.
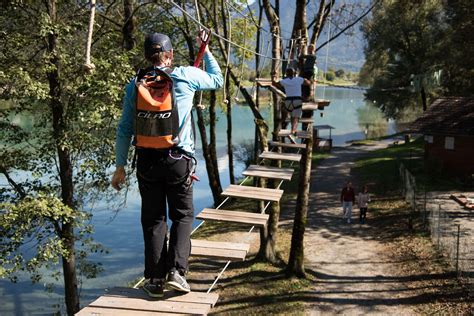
[137,149,194,279]
[360,207,367,223]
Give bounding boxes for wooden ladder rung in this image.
[242,164,294,180]
[81,287,219,315]
[191,239,250,261]
[268,141,306,150]
[277,129,311,139]
[259,151,302,162]
[221,184,284,202]
[196,208,269,227]
[284,117,314,123]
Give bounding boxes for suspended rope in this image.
[194,0,205,109]
[169,0,291,62]
[83,0,96,72]
[223,1,232,104]
[225,0,292,40]
[233,19,248,101]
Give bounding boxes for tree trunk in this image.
[421,85,427,111]
[122,0,135,50]
[258,0,284,263]
[287,120,314,277]
[208,90,222,193]
[45,0,79,314]
[195,104,222,206]
[310,0,335,47]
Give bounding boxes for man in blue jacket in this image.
[111,33,223,297]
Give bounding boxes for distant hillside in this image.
[248,1,367,72]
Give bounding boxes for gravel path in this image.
[304,143,416,315]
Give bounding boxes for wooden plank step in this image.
[76,306,182,315]
[85,289,217,315]
[221,184,284,202]
[284,117,314,123]
[196,208,269,227]
[255,78,272,86]
[302,100,331,111]
[191,239,250,261]
[278,129,311,139]
[105,287,219,306]
[242,164,294,180]
[268,141,306,149]
[259,151,302,162]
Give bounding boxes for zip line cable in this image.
[225,0,291,41]
[168,0,292,62]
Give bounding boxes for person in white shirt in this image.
[357,185,371,224]
[274,68,311,134]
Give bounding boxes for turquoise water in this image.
[0,87,395,315]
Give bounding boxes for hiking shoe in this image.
[288,135,297,144]
[166,270,191,293]
[143,279,164,298]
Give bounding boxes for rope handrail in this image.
[206,120,314,293]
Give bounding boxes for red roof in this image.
[408,97,474,136]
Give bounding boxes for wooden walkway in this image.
[76,101,318,315]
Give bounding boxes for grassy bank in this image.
[352,137,469,194]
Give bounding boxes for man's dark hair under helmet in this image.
[286,67,295,77]
[144,33,173,59]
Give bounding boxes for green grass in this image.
[352,137,470,194]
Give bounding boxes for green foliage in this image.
[335,69,345,78]
[360,0,474,118]
[325,70,336,81]
[0,1,135,288]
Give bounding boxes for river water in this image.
[0,87,396,315]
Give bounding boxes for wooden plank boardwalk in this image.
[76,114,317,314]
[269,140,306,149]
[221,184,284,202]
[278,129,311,139]
[196,208,269,227]
[242,164,294,180]
[77,287,219,315]
[190,239,250,261]
[259,151,302,162]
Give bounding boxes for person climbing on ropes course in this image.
[301,44,317,101]
[274,67,311,135]
[111,32,223,298]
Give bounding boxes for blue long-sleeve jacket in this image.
[115,52,223,167]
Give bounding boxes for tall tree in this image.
[260,0,282,263]
[123,0,135,50]
[0,1,134,314]
[360,0,445,118]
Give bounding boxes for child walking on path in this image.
[357,185,371,224]
[340,181,355,223]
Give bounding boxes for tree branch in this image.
[316,0,379,52]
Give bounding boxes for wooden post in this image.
[455,224,460,276]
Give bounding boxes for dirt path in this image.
[302,143,417,315]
